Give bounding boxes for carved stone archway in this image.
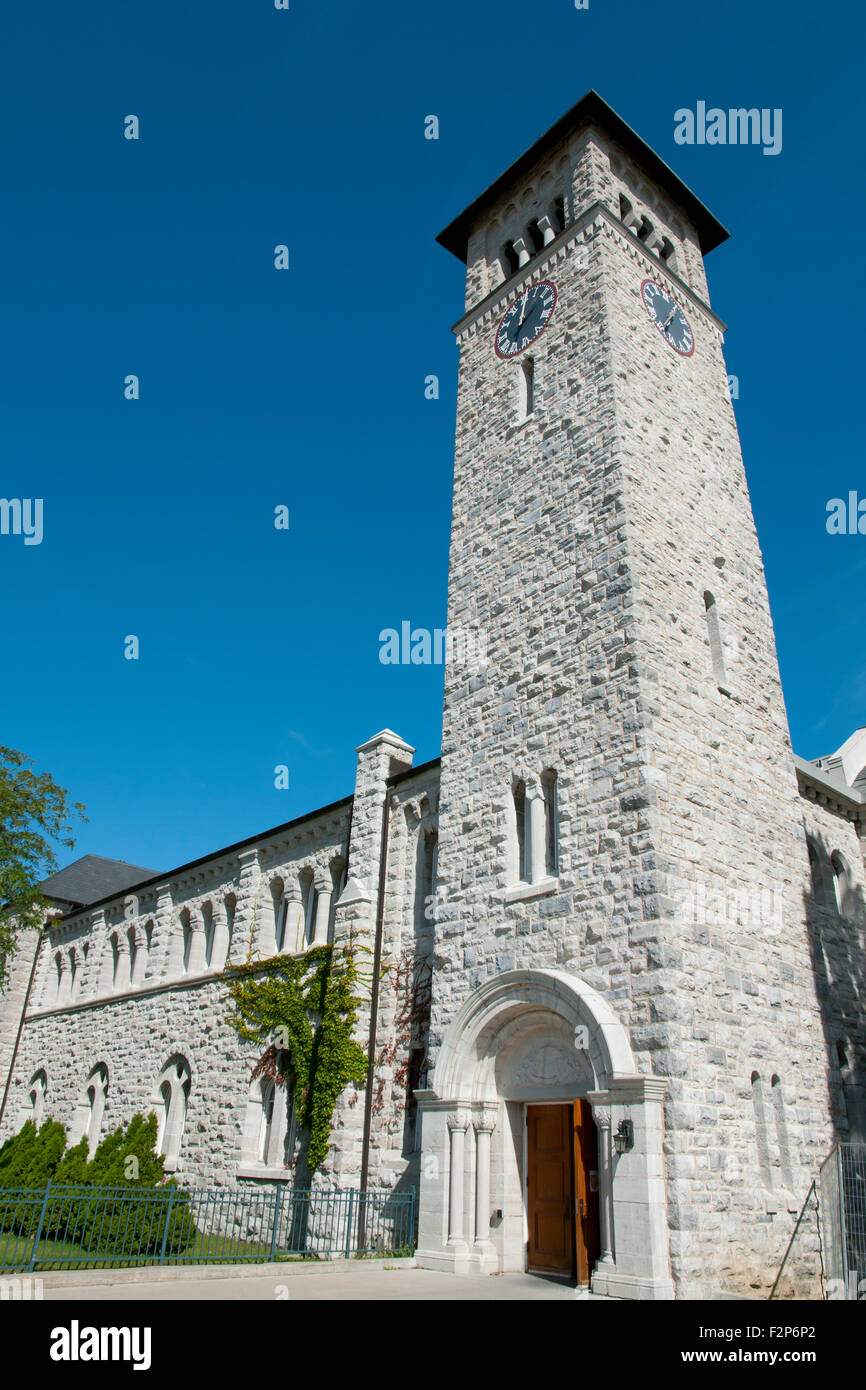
[416,969,674,1299]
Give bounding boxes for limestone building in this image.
[1,92,864,1299]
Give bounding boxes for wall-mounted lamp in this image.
[613,1119,634,1155]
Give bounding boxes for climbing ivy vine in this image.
[221,939,370,1173]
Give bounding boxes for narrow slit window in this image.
[518,357,534,420]
[513,780,527,883]
[751,1071,772,1191]
[526,219,545,255]
[703,591,728,690]
[502,241,520,278]
[542,769,559,876]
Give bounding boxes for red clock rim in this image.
[494,279,558,360]
[640,277,696,357]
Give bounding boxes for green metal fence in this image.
[0,1183,416,1272]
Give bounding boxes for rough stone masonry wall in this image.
[431,137,664,1132]
[799,790,866,1143]
[599,169,836,1295]
[2,808,352,1191]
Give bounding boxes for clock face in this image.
[495,280,557,359]
[641,279,695,356]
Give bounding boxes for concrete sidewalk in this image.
[38,1263,604,1301]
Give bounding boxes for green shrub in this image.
[0,1112,197,1257]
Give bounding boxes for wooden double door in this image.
[526,1101,600,1283]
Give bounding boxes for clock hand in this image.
[661,303,677,329]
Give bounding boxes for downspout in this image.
[359,785,392,1209]
[0,925,45,1130]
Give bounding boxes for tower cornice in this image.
[450,201,727,346]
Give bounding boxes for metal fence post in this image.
[28,1181,52,1273]
[158,1185,176,1267]
[837,1144,849,1297]
[344,1189,355,1260]
[269,1184,283,1264]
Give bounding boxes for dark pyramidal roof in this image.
[39,855,160,908]
[436,89,729,263]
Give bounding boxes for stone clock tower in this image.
[415,92,834,1299]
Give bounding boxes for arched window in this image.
[415,829,438,934]
[222,894,237,967]
[258,1078,277,1163]
[831,852,853,916]
[50,952,63,1005]
[502,240,520,278]
[771,1076,793,1191]
[110,933,123,991]
[327,858,347,945]
[299,869,317,948]
[154,1056,191,1165]
[27,1070,47,1125]
[75,1064,109,1150]
[542,769,559,877]
[130,924,150,986]
[751,1071,771,1191]
[202,902,216,967]
[181,910,193,974]
[703,591,729,690]
[243,1052,295,1171]
[526,218,545,255]
[513,780,528,883]
[126,926,138,988]
[807,839,833,908]
[71,944,87,999]
[269,879,286,955]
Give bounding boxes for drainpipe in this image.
[359,786,392,1216]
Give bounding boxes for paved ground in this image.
[40,1267,601,1301]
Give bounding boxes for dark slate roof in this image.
[436,89,730,263]
[39,855,160,908]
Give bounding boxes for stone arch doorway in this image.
[415,968,674,1299]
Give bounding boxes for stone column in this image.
[166,912,186,977]
[148,885,173,980]
[236,849,262,962]
[113,931,130,991]
[210,902,229,970]
[95,914,115,994]
[311,875,333,946]
[526,782,546,884]
[589,1098,615,1268]
[473,1111,497,1263]
[186,907,207,974]
[56,950,71,1003]
[446,1112,470,1252]
[281,883,304,954]
[537,214,557,246]
[130,926,147,986]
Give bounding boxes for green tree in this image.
[0,745,86,985]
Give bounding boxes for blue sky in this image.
[1,0,863,875]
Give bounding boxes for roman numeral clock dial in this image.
[641,278,695,356]
[495,280,557,358]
